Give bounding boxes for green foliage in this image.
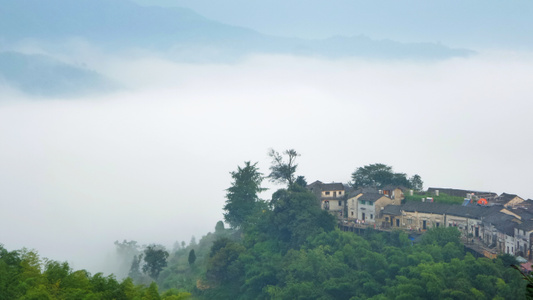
[223,161,266,229]
[409,174,423,191]
[115,240,141,278]
[161,288,191,300]
[404,191,465,204]
[143,245,169,280]
[198,226,527,299]
[420,227,461,247]
[351,163,415,189]
[499,253,520,267]
[269,185,336,250]
[187,250,196,266]
[206,238,246,284]
[128,254,143,281]
[215,221,225,233]
[294,175,307,188]
[114,160,528,300]
[0,244,173,299]
[267,149,300,186]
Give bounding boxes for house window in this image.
[338,201,342,206]
[370,214,373,219]
[351,211,354,216]
[408,219,413,225]
[436,222,440,228]
[325,191,330,195]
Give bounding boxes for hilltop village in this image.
[307,181,533,267]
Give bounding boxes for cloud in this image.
[0,50,532,274]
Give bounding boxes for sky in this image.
[1,0,533,275]
[134,0,533,49]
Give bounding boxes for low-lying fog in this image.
[1,50,532,275]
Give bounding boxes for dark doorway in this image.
[422,220,427,230]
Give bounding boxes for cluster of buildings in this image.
[307,181,533,261]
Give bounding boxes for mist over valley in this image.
[0,0,532,293]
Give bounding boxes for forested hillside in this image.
[2,155,531,299]
[114,156,529,299]
[0,245,190,299]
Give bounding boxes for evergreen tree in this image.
[188,249,196,266]
[128,254,143,281]
[142,246,169,280]
[223,161,265,229]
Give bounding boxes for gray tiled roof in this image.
[382,205,402,216]
[348,187,379,198]
[446,205,501,219]
[321,182,345,191]
[401,201,501,219]
[307,181,344,192]
[517,220,533,232]
[401,202,450,214]
[484,212,519,236]
[358,193,386,202]
[494,192,522,204]
[382,184,408,191]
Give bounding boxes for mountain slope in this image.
[0,52,115,97]
[0,0,473,60]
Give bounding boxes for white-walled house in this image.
[307,181,346,217]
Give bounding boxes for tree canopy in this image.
[0,244,190,300]
[351,163,422,190]
[143,245,169,280]
[223,161,266,229]
[267,149,300,186]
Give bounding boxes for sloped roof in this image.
[516,200,533,210]
[348,187,379,198]
[358,193,387,203]
[508,207,533,220]
[402,202,450,214]
[321,182,345,191]
[484,212,519,236]
[517,219,533,232]
[306,180,323,188]
[400,201,501,219]
[494,192,523,205]
[446,205,501,219]
[307,181,344,192]
[382,184,408,191]
[382,205,402,216]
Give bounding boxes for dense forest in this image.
[1,152,531,299]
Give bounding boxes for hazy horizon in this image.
[1,0,532,276]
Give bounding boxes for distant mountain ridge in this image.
[0,0,473,60]
[0,0,474,96]
[0,52,115,97]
